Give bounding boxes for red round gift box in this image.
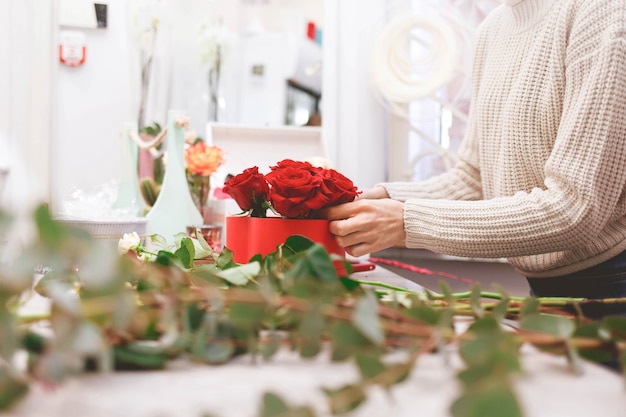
[225,216,345,264]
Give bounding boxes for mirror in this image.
[125,0,324,131]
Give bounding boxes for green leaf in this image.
[217,262,261,286]
[71,322,105,356]
[439,281,454,304]
[155,250,182,267]
[190,267,225,287]
[470,284,483,318]
[258,392,316,417]
[22,331,48,354]
[355,354,386,380]
[259,330,281,360]
[113,342,169,370]
[603,316,626,341]
[298,306,326,358]
[174,237,195,269]
[33,269,76,297]
[229,303,266,330]
[149,234,170,251]
[519,313,575,339]
[0,209,12,236]
[0,368,28,410]
[405,301,441,326]
[260,392,289,417]
[330,322,380,362]
[573,323,614,364]
[467,316,500,334]
[215,247,236,269]
[34,204,65,246]
[564,339,584,375]
[185,302,205,332]
[286,245,338,284]
[0,312,17,361]
[353,291,384,346]
[491,297,510,323]
[111,291,136,330]
[188,229,213,259]
[283,235,316,254]
[196,336,235,365]
[136,278,157,292]
[299,338,322,359]
[459,337,521,376]
[339,277,362,292]
[323,384,367,415]
[520,297,540,317]
[451,380,523,417]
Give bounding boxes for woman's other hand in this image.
[357,185,390,200]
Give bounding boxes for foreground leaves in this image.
[1,205,626,417]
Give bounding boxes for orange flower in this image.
[184,141,225,176]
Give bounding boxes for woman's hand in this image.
[324,198,406,257]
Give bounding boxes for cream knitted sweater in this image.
[379,0,626,278]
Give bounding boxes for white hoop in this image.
[126,115,192,151]
[128,129,168,150]
[370,14,458,104]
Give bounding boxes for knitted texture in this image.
[380,0,626,278]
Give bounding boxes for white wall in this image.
[52,0,135,215]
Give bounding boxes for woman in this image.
[326,0,626,315]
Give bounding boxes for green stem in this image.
[137,247,159,257]
[354,279,414,294]
[18,313,51,325]
[363,281,603,308]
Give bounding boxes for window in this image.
[386,0,499,181]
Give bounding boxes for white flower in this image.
[379,291,414,308]
[196,20,234,68]
[184,131,198,145]
[118,232,142,255]
[138,29,155,53]
[128,0,163,39]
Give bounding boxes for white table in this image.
[5,267,626,417]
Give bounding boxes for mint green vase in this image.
[112,122,145,217]
[146,110,202,240]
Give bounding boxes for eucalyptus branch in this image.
[4,206,626,417]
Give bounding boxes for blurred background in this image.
[1,0,528,294]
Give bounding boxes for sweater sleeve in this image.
[402,3,626,259]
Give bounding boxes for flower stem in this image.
[353,279,414,293]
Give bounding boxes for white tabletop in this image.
[6,344,625,417]
[5,267,626,417]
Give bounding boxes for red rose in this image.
[270,159,322,175]
[225,159,360,219]
[265,161,324,218]
[318,168,360,207]
[223,167,270,215]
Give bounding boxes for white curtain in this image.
[0,0,54,213]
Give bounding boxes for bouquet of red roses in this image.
[223,159,360,219]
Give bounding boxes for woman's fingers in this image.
[326,199,406,254]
